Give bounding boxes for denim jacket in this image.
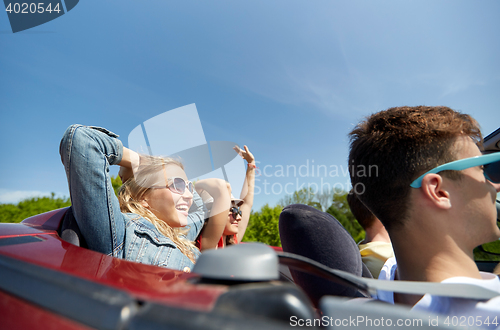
[60,125,204,270]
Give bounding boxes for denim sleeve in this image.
[59,125,125,256]
[186,190,206,241]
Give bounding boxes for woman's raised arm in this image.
[59,125,125,256]
[194,178,231,250]
[234,145,255,242]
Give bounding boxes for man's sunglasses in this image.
[166,177,194,195]
[410,152,500,188]
[230,206,242,218]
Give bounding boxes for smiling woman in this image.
[117,156,198,263]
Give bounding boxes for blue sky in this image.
[1,0,499,210]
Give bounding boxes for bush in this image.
[243,204,283,247]
[0,193,71,223]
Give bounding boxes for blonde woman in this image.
[60,125,229,271]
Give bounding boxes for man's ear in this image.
[420,174,452,209]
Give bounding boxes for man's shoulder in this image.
[441,272,500,294]
[412,273,500,327]
[413,293,500,328]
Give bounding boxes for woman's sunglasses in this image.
[230,206,242,218]
[166,177,194,195]
[410,152,500,188]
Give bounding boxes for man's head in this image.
[348,106,483,232]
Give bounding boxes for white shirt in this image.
[377,257,500,329]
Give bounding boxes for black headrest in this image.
[279,204,371,305]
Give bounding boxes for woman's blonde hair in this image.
[118,155,198,263]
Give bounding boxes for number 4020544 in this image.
[5,3,61,14]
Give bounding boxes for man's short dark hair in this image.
[348,106,481,231]
[347,191,376,229]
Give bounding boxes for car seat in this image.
[279,204,372,306]
[58,207,88,248]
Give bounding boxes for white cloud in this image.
[0,189,56,204]
[440,78,486,98]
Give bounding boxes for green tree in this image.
[278,187,321,210]
[111,175,122,196]
[315,187,336,212]
[473,241,500,262]
[0,193,71,223]
[242,204,283,247]
[326,192,365,243]
[242,188,366,247]
[0,175,122,224]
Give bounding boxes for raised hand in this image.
[234,145,255,165]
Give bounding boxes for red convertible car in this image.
[1,127,499,330]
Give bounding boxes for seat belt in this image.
[277,252,499,300]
